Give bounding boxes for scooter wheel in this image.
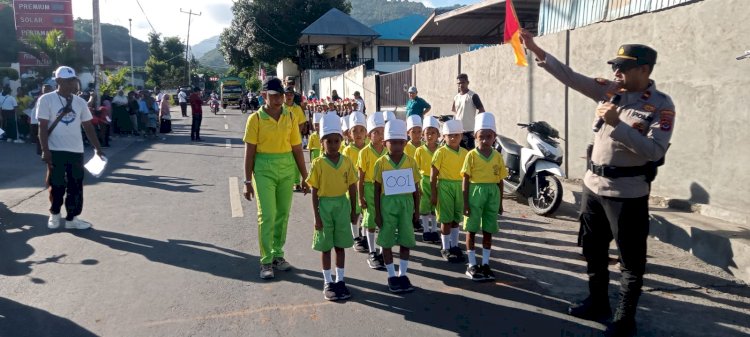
[528,175,563,216]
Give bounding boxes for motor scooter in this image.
[496,121,564,215]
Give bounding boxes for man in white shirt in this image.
[178,88,188,117]
[353,91,365,113]
[37,66,105,230]
[1,86,19,141]
[450,73,485,149]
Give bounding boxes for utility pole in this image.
[92,0,104,107]
[180,8,201,86]
[129,18,134,87]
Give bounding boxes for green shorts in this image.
[419,175,435,215]
[463,183,500,234]
[376,194,417,249]
[361,182,376,229]
[436,180,463,224]
[312,195,355,252]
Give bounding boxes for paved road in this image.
[1,108,748,337]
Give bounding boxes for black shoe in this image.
[428,232,441,244]
[604,318,636,337]
[398,275,414,292]
[465,265,486,281]
[335,281,351,300]
[440,249,451,261]
[568,296,612,322]
[387,276,402,293]
[449,246,466,263]
[293,185,302,192]
[367,252,385,270]
[480,264,495,281]
[323,282,339,301]
[354,237,369,253]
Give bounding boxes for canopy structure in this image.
[410,0,540,45]
[299,8,380,45]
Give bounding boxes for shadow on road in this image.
[0,297,98,337]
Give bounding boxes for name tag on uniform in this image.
[382,169,416,195]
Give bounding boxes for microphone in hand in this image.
[593,93,621,132]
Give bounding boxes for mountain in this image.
[191,35,220,59]
[74,19,149,66]
[197,48,229,70]
[349,0,432,27]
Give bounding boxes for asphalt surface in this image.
[1,107,748,337]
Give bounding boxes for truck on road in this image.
[219,77,245,109]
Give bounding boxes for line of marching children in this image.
[305,110,507,301]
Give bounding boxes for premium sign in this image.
[12,0,74,71]
[14,0,72,14]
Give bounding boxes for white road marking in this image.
[225,139,231,148]
[224,115,227,119]
[229,177,244,218]
[224,124,229,130]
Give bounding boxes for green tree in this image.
[100,67,134,94]
[219,0,352,68]
[21,30,84,72]
[144,32,189,88]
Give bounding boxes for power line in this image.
[134,0,156,33]
[254,22,296,47]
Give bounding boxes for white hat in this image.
[54,66,77,79]
[349,111,366,128]
[423,116,440,131]
[474,112,496,133]
[406,115,422,131]
[366,112,385,133]
[407,86,418,93]
[384,119,407,141]
[383,110,396,123]
[340,116,350,131]
[320,112,343,139]
[442,119,464,135]
[313,112,323,124]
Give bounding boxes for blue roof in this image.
[371,15,428,41]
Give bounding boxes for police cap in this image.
[607,44,657,67]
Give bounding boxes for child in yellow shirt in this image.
[342,111,368,252]
[357,112,387,269]
[414,116,441,243]
[404,115,422,160]
[308,112,322,159]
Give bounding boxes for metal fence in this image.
[377,68,412,108]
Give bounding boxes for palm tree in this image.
[21,29,84,72]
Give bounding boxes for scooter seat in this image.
[498,136,522,155]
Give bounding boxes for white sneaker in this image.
[65,217,92,230]
[48,213,62,229]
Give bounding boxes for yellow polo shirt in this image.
[243,106,301,153]
[308,132,320,150]
[285,103,306,125]
[432,145,468,181]
[342,143,366,165]
[357,143,387,183]
[414,144,437,177]
[373,154,420,195]
[405,141,421,160]
[307,155,357,197]
[461,149,508,183]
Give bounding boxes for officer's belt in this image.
[588,161,649,178]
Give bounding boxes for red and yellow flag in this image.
[503,0,528,67]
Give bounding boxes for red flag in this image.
[503,0,528,67]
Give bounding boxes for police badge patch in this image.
[659,110,675,131]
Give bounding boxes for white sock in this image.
[420,215,429,232]
[450,227,460,248]
[322,269,333,283]
[467,250,477,266]
[336,267,345,283]
[386,263,396,278]
[429,215,437,232]
[351,223,359,239]
[441,234,450,250]
[482,248,491,265]
[399,260,409,276]
[367,231,376,253]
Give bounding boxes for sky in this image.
[71,0,480,46]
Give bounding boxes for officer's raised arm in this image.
[520,29,615,102]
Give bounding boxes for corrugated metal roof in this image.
[410,0,541,45]
[299,9,380,45]
[371,15,428,41]
[539,0,701,36]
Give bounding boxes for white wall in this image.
[364,41,470,73]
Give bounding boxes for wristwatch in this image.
[244,180,253,184]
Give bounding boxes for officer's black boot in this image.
[568,277,611,322]
[605,276,642,337]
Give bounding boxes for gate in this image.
[378,68,412,109]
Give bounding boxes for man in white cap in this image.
[373,118,420,293]
[37,66,105,230]
[406,86,431,119]
[461,112,507,282]
[307,112,357,301]
[343,111,369,253]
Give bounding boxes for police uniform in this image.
[538,44,675,332]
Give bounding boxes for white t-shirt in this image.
[0,94,17,110]
[355,98,365,112]
[178,91,187,103]
[453,90,478,132]
[35,92,92,153]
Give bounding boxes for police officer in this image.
[520,30,675,337]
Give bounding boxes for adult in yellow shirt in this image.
[285,86,308,192]
[243,78,309,280]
